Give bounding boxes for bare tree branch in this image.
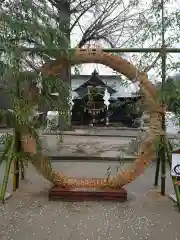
[2,0,178,77]
[70,1,96,32]
[48,0,147,49]
[143,54,161,73]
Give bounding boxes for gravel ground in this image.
[0,129,180,240]
[0,162,180,240]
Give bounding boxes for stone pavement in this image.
[45,128,180,139]
[0,130,135,159]
[1,127,180,138]
[0,162,180,240]
[41,134,133,158]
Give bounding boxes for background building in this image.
[71,70,141,126]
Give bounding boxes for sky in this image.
[70,0,180,81]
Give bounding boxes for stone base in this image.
[0,192,12,203]
[4,192,12,201]
[0,185,12,203]
[168,190,178,203]
[49,186,127,202]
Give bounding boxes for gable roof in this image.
[74,70,116,95]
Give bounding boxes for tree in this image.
[2,0,179,77]
[48,0,180,90]
[156,75,180,115]
[0,0,70,202]
[49,0,145,48]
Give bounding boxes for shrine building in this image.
[71,70,141,127]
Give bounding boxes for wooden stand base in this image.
[49,186,127,202]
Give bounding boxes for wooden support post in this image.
[20,161,25,180]
[160,135,166,196]
[154,156,161,186]
[13,131,21,191]
[13,159,19,191]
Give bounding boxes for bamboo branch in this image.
[1,46,180,53]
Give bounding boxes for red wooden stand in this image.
[49,186,127,202]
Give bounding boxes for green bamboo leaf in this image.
[0,135,12,166]
[0,133,15,203]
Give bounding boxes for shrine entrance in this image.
[72,70,115,126]
[71,70,142,127]
[75,91,107,126]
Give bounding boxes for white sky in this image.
[70,0,180,78]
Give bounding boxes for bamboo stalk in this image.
[1,47,180,53]
[13,68,22,189]
[0,136,12,166]
[0,134,15,204]
[159,0,166,196]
